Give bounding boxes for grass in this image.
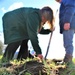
[0,55,75,75]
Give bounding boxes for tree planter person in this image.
[2,6,54,61]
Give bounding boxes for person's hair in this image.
[40,6,54,25]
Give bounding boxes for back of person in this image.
[2,6,54,61]
[2,7,41,44]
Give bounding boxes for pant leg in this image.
[17,39,29,60]
[2,41,21,61]
[63,29,74,56]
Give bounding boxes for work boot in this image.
[64,54,72,64]
[63,54,75,68]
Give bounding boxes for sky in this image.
[0,0,60,32]
[0,0,75,59]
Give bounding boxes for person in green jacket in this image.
[2,6,54,61]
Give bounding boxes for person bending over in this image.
[2,6,54,61]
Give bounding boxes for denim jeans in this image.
[63,29,74,56]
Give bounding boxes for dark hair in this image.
[40,6,54,25]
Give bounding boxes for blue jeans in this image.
[63,29,74,56]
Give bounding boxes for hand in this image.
[37,54,43,59]
[33,54,43,62]
[64,23,70,30]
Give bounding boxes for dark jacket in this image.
[59,0,75,33]
[2,7,42,54]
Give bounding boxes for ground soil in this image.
[1,59,67,75]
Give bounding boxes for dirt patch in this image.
[1,59,75,75]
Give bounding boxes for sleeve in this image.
[26,12,42,55]
[63,0,75,23]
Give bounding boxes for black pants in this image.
[3,39,29,61]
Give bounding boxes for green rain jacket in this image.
[2,7,42,54]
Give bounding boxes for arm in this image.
[27,12,42,55]
[63,0,75,30]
